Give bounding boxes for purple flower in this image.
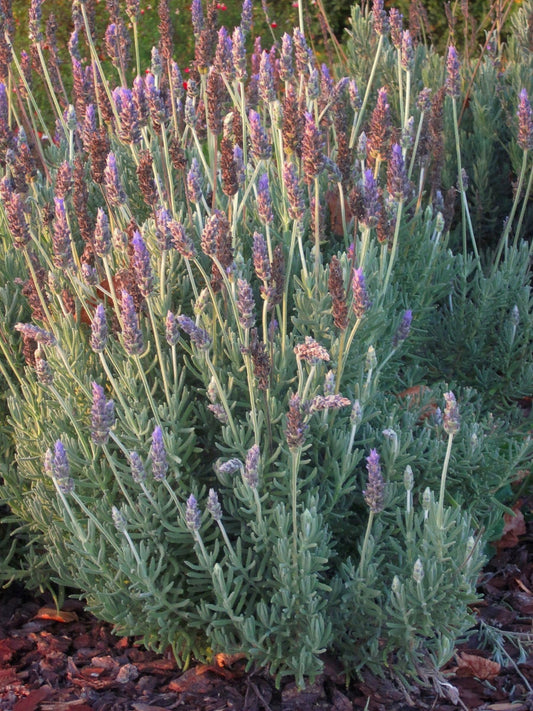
[443,391,460,436]
[302,112,325,184]
[446,45,460,99]
[90,303,108,353]
[364,449,385,513]
[168,220,196,259]
[401,30,414,71]
[114,87,141,144]
[94,207,112,257]
[243,444,260,488]
[253,231,271,284]
[165,311,180,346]
[187,157,203,203]
[53,197,74,269]
[90,382,115,445]
[241,0,253,34]
[15,323,56,346]
[249,109,272,160]
[285,393,308,451]
[51,440,74,493]
[150,426,168,480]
[259,51,275,104]
[185,493,201,530]
[282,162,305,220]
[372,0,389,35]
[232,26,247,82]
[103,153,126,206]
[517,88,533,151]
[214,27,233,78]
[191,0,204,35]
[176,314,211,349]
[207,488,223,521]
[131,231,154,297]
[389,8,403,48]
[129,451,146,483]
[237,278,256,330]
[293,28,311,75]
[3,189,30,249]
[279,33,294,82]
[28,0,43,43]
[257,173,273,224]
[294,336,330,364]
[120,290,144,356]
[387,143,409,201]
[309,395,351,412]
[362,169,381,227]
[352,268,370,318]
[392,309,412,346]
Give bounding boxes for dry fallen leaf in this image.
[34,607,79,623]
[496,507,526,550]
[455,651,501,680]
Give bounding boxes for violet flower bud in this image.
[91,382,115,446]
[285,393,308,451]
[392,309,412,346]
[150,426,168,481]
[112,505,127,532]
[232,26,247,82]
[129,451,146,483]
[131,231,154,297]
[302,112,325,185]
[253,231,271,284]
[282,162,305,220]
[293,28,311,75]
[51,440,74,493]
[372,0,389,35]
[35,352,53,385]
[185,493,201,530]
[191,0,204,35]
[257,173,273,224]
[401,31,414,71]
[53,197,74,269]
[168,220,196,259]
[120,290,144,356]
[240,0,253,34]
[259,51,275,104]
[446,45,460,99]
[387,143,409,200]
[90,303,108,353]
[249,109,272,160]
[389,8,403,48]
[207,488,223,521]
[352,267,370,318]
[362,169,381,227]
[94,207,112,257]
[243,444,260,488]
[517,88,533,151]
[165,311,180,346]
[237,278,256,330]
[15,323,56,346]
[443,391,460,436]
[187,157,203,203]
[103,152,126,206]
[279,33,293,82]
[4,191,31,249]
[176,314,211,349]
[216,458,243,475]
[363,448,385,513]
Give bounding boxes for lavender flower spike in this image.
[176,314,212,350]
[352,268,370,318]
[249,110,272,160]
[150,426,168,480]
[285,393,308,451]
[387,143,409,201]
[517,89,533,151]
[90,303,108,353]
[131,231,154,297]
[294,336,330,364]
[103,152,126,206]
[257,173,273,224]
[185,494,201,530]
[237,278,256,330]
[165,311,180,346]
[120,290,144,356]
[129,451,146,483]
[443,391,460,436]
[364,448,385,513]
[392,309,412,346]
[446,45,460,99]
[94,207,112,257]
[243,444,260,488]
[90,382,115,445]
[53,197,74,269]
[207,488,223,521]
[15,323,56,346]
[51,440,74,493]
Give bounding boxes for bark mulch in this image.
[1,502,532,711]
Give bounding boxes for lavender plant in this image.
[0,0,531,689]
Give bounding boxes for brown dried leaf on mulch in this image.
[1,502,532,711]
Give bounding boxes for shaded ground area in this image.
[1,503,532,711]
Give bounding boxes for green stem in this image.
[437,433,454,528]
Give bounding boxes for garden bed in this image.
[1,503,532,711]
